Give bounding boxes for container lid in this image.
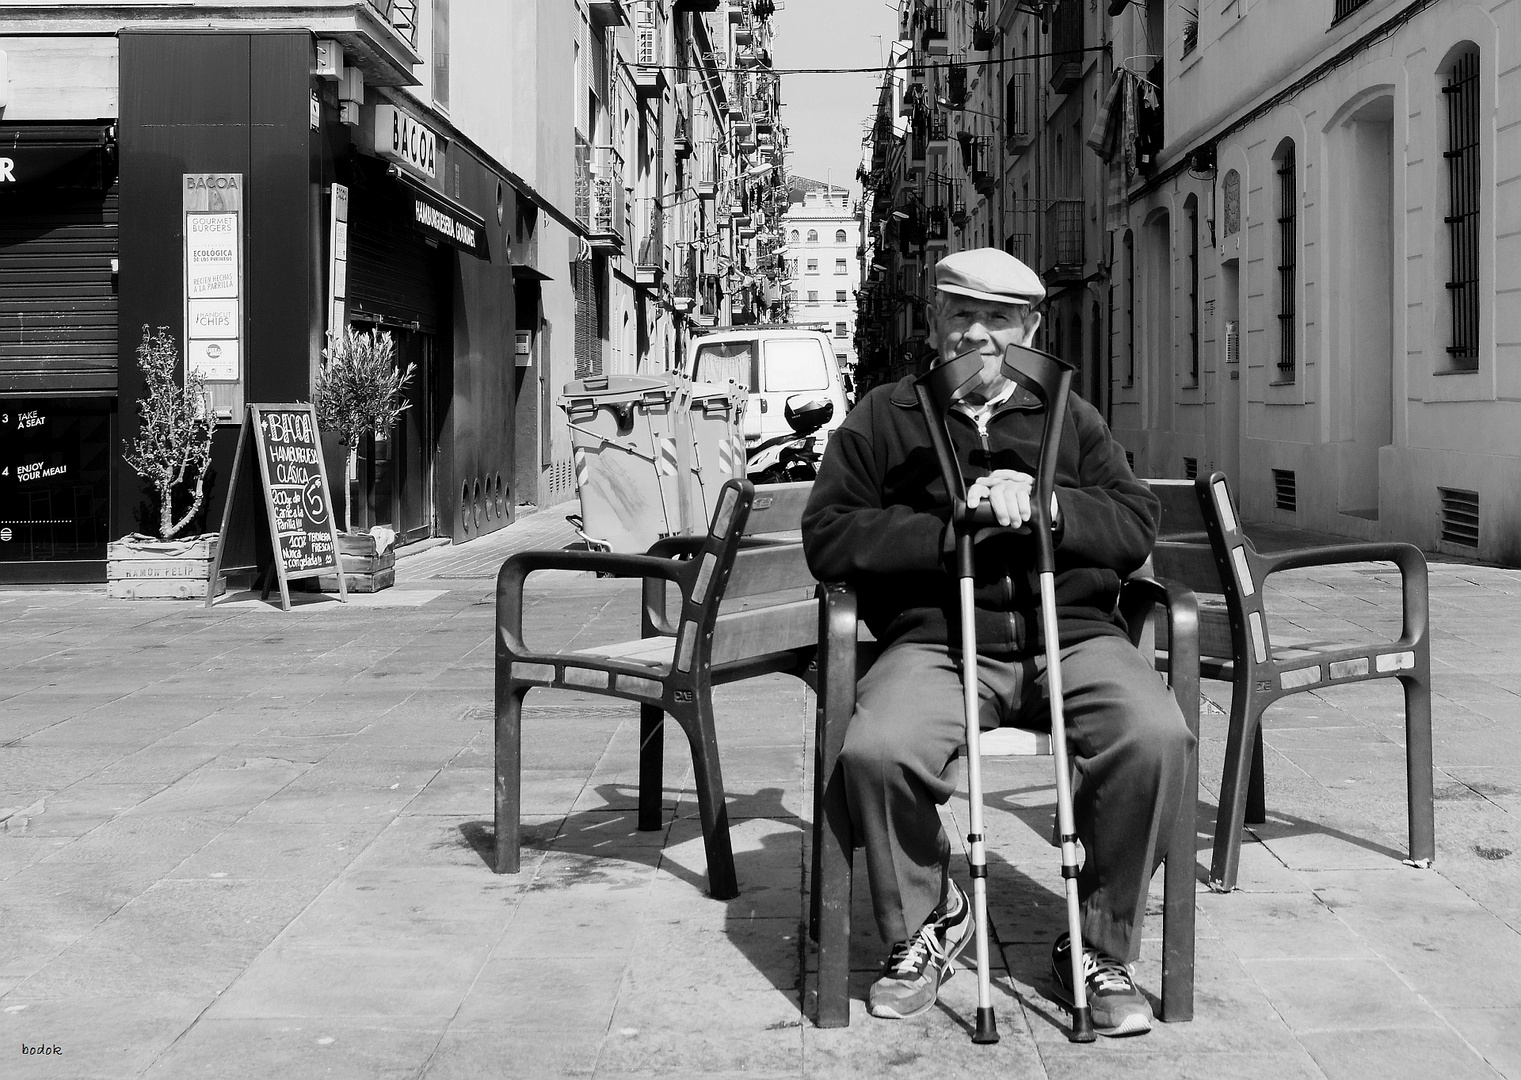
[560,374,678,404]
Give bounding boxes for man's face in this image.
[929,295,1041,403]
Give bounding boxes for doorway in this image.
[1335,97,1395,518]
[361,327,436,543]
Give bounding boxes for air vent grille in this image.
[1439,487,1479,547]
[1184,457,1198,480]
[1125,450,1135,469]
[1273,469,1297,513]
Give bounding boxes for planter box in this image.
[312,532,396,593]
[107,535,225,600]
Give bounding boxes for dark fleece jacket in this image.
[801,374,1159,656]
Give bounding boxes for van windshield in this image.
[763,339,829,391]
[691,342,758,390]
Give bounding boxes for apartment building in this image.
[1110,0,1521,562]
[0,0,787,583]
[784,181,862,380]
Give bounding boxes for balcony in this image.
[635,213,665,287]
[590,147,627,253]
[1049,0,1084,95]
[927,114,950,147]
[586,0,630,28]
[1004,71,1034,154]
[633,19,666,98]
[1043,198,1084,282]
[696,273,724,327]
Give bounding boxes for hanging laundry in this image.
[1086,71,1125,162]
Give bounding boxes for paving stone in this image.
[599,986,804,1075]
[142,1019,443,1080]
[1198,888,1376,960]
[1297,1027,1503,1080]
[0,994,204,1080]
[1444,1007,1521,1078]
[1240,956,1445,1032]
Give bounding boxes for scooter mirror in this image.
[783,395,834,435]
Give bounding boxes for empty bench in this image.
[493,479,819,898]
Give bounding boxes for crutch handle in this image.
[998,345,1074,574]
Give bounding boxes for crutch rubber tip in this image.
[1068,1006,1097,1043]
[973,1007,1000,1044]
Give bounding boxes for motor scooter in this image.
[745,394,835,484]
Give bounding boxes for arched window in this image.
[1443,44,1480,370]
[789,229,800,243]
[835,229,848,243]
[1274,138,1297,380]
[1184,194,1200,386]
[1222,170,1241,236]
[807,230,819,243]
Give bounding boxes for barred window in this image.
[1443,47,1480,370]
[1275,141,1297,379]
[835,229,848,243]
[1124,229,1136,386]
[1185,194,1200,386]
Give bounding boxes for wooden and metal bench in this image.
[493,479,819,899]
[809,573,1201,1027]
[1147,473,1434,892]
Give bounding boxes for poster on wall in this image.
[183,173,244,423]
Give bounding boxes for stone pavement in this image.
[1,503,1518,1079]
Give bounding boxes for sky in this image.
[769,0,899,193]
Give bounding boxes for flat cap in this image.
[933,248,1046,306]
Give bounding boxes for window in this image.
[807,290,819,302]
[836,290,847,303]
[763,339,830,391]
[789,229,799,242]
[1275,141,1297,379]
[1185,194,1200,386]
[806,258,819,273]
[1124,229,1135,386]
[834,258,847,273]
[432,0,451,111]
[835,229,848,243]
[807,229,819,243]
[691,340,758,390]
[834,322,849,338]
[1443,47,1480,370]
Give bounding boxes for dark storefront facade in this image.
[0,29,520,583]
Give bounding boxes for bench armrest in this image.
[1258,541,1428,645]
[496,549,690,644]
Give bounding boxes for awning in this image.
[0,124,116,194]
[388,166,490,261]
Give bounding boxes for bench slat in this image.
[711,599,819,667]
[745,482,814,538]
[724,543,814,601]
[1152,541,1226,595]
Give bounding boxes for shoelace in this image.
[887,924,949,977]
[1082,951,1136,994]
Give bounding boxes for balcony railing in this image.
[1044,198,1084,279]
[365,0,419,48]
[635,212,664,286]
[1049,0,1084,94]
[590,146,627,250]
[1333,0,1371,21]
[1004,71,1033,151]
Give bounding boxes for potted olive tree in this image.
[108,325,220,599]
[311,326,415,592]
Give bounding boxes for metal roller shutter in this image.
[0,189,119,393]
[346,167,443,334]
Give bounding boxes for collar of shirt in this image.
[952,380,1019,428]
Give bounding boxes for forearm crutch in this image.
[914,343,1092,1044]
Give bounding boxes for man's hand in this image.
[965,469,1060,531]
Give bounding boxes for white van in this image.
[684,328,850,450]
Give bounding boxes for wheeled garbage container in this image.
[560,375,685,553]
[681,381,747,525]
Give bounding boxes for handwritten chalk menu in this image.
[184,173,244,424]
[206,403,345,610]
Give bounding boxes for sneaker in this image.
[1049,933,1153,1037]
[867,881,974,1019]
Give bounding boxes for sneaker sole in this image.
[1046,973,1153,1038]
[867,994,940,1021]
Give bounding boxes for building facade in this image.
[859,0,1521,565]
[0,0,787,584]
[783,181,861,382]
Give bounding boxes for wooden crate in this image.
[107,536,224,600]
[312,533,396,593]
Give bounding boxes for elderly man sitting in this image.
[801,248,1193,1036]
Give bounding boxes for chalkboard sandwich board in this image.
[206,403,346,610]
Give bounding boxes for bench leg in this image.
[1209,680,1265,892]
[494,684,527,874]
[1403,669,1436,866]
[1161,736,1198,1021]
[639,704,665,832]
[1246,725,1267,825]
[815,770,853,1028]
[681,700,739,901]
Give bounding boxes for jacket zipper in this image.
[965,409,1020,650]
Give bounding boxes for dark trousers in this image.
[838,634,1194,962]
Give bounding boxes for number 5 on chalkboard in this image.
[205,403,347,610]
